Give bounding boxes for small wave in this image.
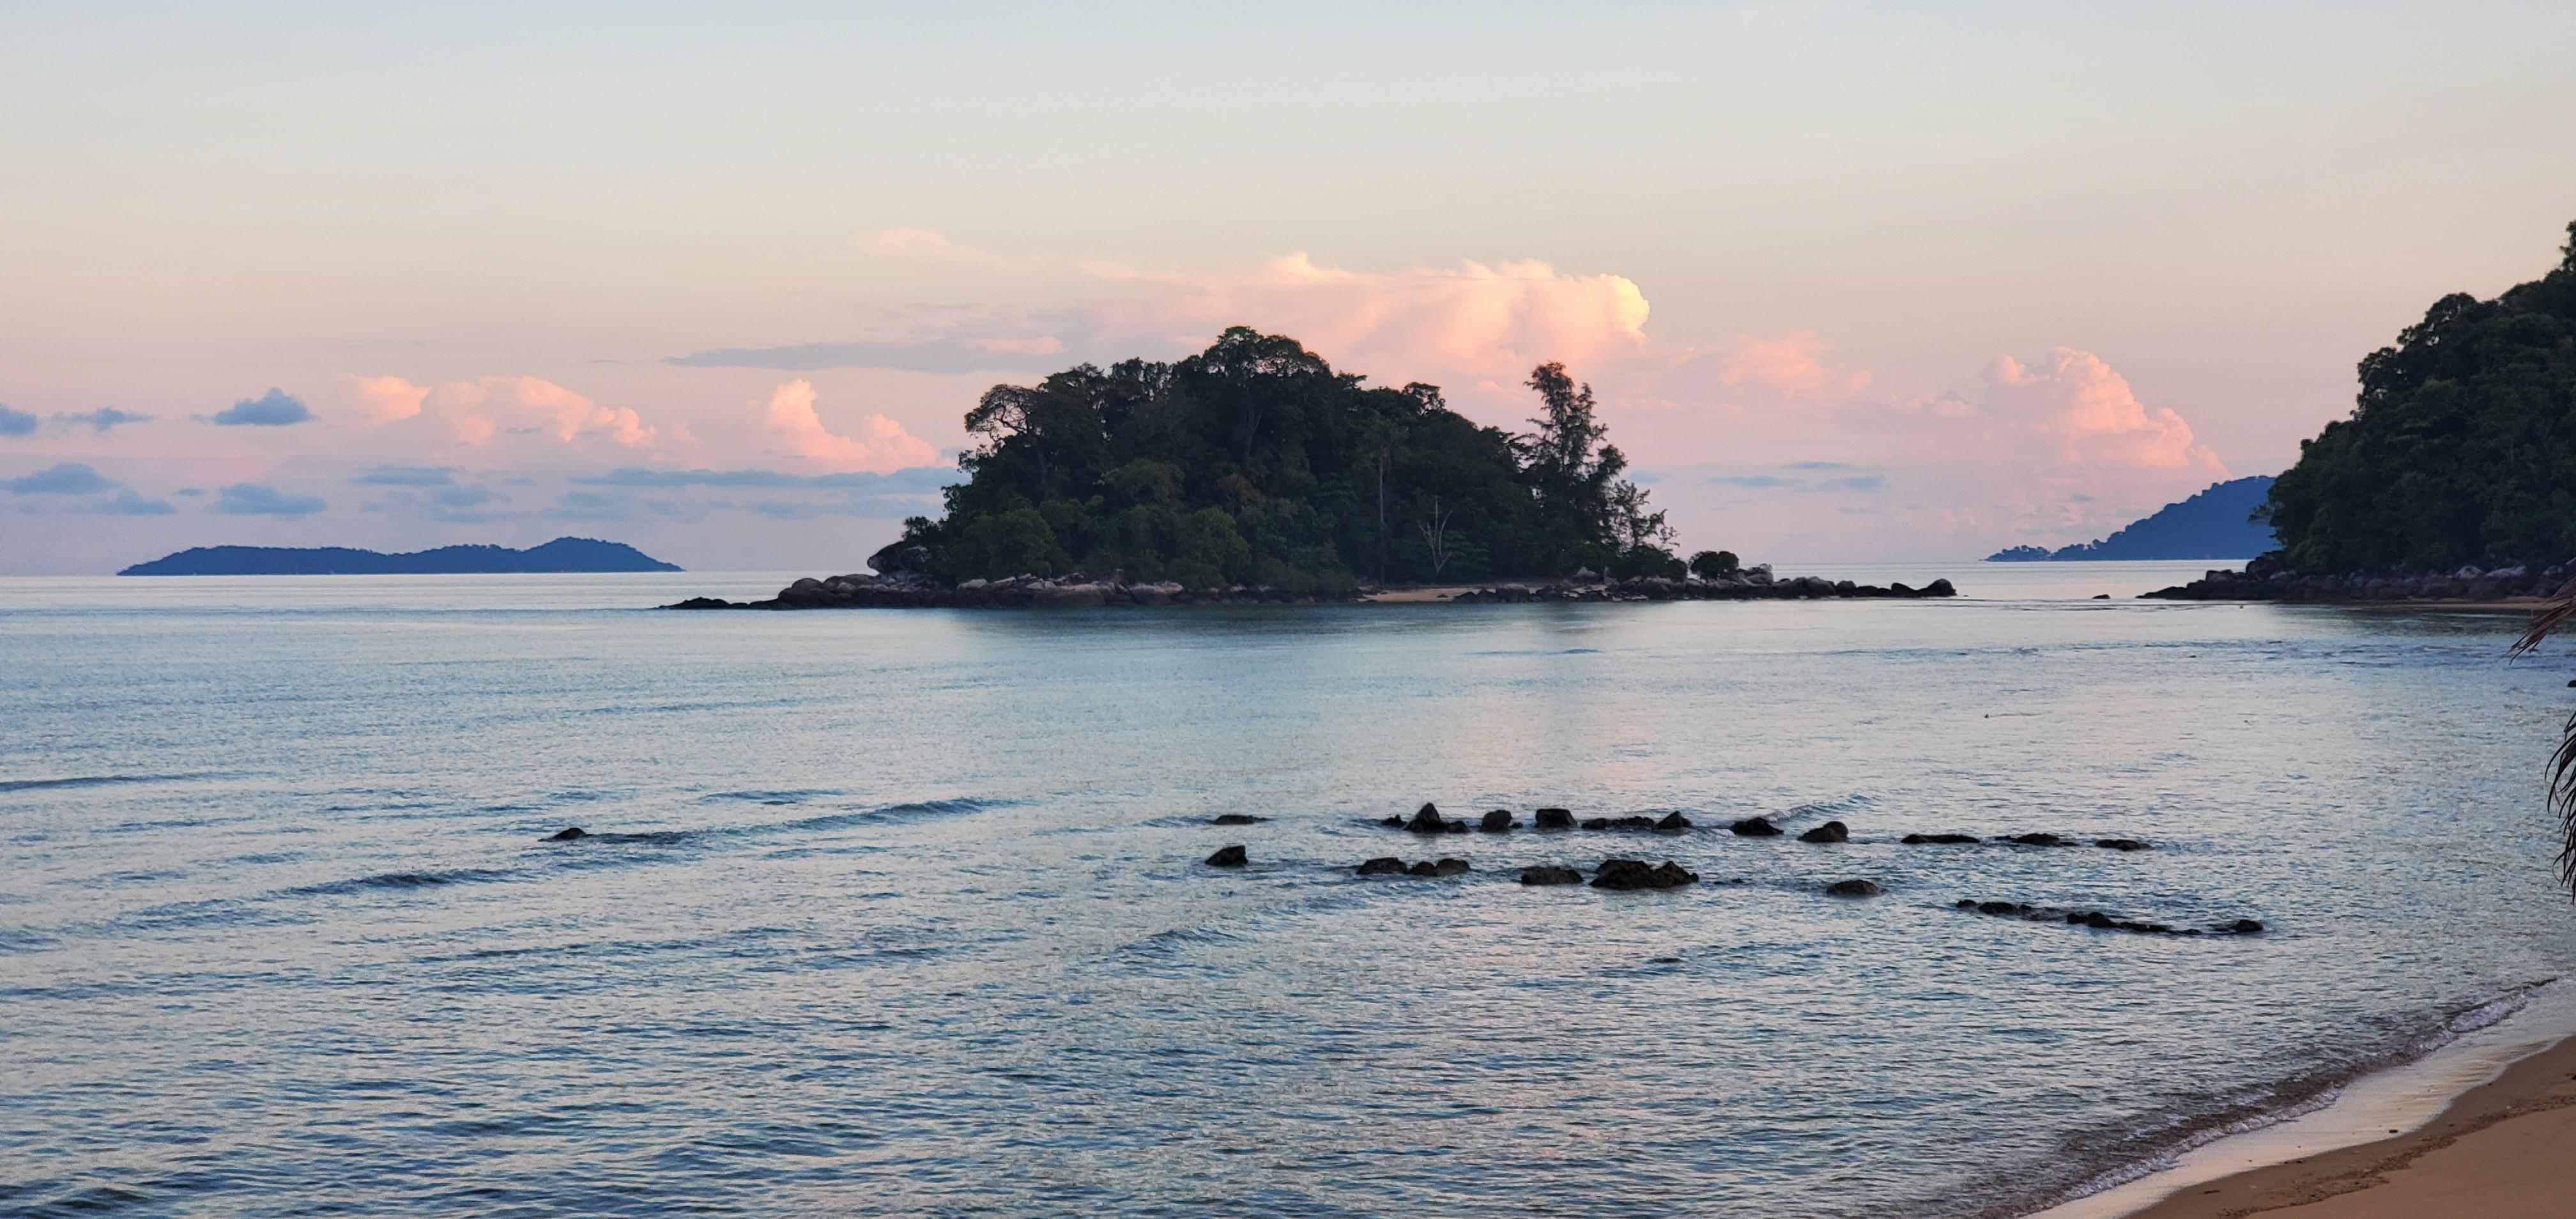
[698,788,843,805]
[284,868,518,898]
[0,772,210,794]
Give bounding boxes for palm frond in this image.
[2511,573,2576,893]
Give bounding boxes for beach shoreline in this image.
[2019,979,2576,1219]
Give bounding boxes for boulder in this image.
[2092,838,2150,852]
[1797,820,1850,844]
[2005,832,2067,847]
[1429,857,1470,877]
[1205,845,1248,868]
[1211,814,1264,825]
[2228,919,2264,935]
[1480,809,1517,832]
[1655,812,1692,831]
[1823,879,1882,898]
[1729,816,1782,838]
[866,540,932,574]
[1924,578,1956,597]
[547,827,588,841]
[1534,808,1576,831]
[1356,857,1409,876]
[1591,858,1699,890]
[1903,832,1980,845]
[1519,865,1585,885]
[1378,815,1404,828]
[1406,802,1451,834]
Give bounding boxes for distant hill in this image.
[1988,476,2278,562]
[119,537,682,576]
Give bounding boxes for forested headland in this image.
[884,328,1705,590]
[2263,222,2576,571]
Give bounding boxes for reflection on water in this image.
[1,564,2571,1218]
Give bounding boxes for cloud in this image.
[351,465,459,487]
[211,388,314,427]
[344,374,431,424]
[349,375,656,448]
[105,488,175,515]
[753,379,940,473]
[432,485,494,509]
[55,408,153,433]
[6,463,115,494]
[0,406,38,436]
[215,483,327,516]
[1976,348,2223,477]
[667,334,1079,374]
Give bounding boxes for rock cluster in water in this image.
[1955,899,2262,937]
[2142,551,2572,603]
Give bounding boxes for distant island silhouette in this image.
[1988,476,2278,562]
[119,537,681,576]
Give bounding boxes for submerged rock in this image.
[1205,845,1248,868]
[1903,832,1981,845]
[1583,815,1660,831]
[1480,809,1517,832]
[2005,832,2067,847]
[1211,814,1264,825]
[1798,820,1850,844]
[1519,865,1585,885]
[1591,858,1699,890]
[2230,919,2265,935]
[1823,878,1882,898]
[1408,857,1471,877]
[2093,838,2150,852]
[1729,816,1782,838]
[1356,856,1409,876]
[546,826,588,841]
[1534,807,1576,830]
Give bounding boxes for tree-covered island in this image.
[888,326,1687,590]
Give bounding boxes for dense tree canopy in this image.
[898,328,1683,588]
[2265,222,2576,571]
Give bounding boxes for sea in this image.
[6,560,2575,1218]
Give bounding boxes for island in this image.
[669,328,1958,610]
[1988,475,2276,561]
[119,537,680,576]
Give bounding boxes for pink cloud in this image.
[352,375,657,449]
[1085,254,1652,390]
[344,374,429,423]
[1979,348,2222,475]
[756,379,939,473]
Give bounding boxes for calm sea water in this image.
[6,561,2575,1218]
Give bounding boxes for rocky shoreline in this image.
[2142,551,2572,603]
[666,562,1957,610]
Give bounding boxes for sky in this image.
[4,1,2574,574]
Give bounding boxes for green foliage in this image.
[908,328,1694,585]
[2267,222,2576,570]
[1689,549,1741,578]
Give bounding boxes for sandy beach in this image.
[2123,1032,2576,1217]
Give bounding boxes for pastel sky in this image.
[5,2,2574,574]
